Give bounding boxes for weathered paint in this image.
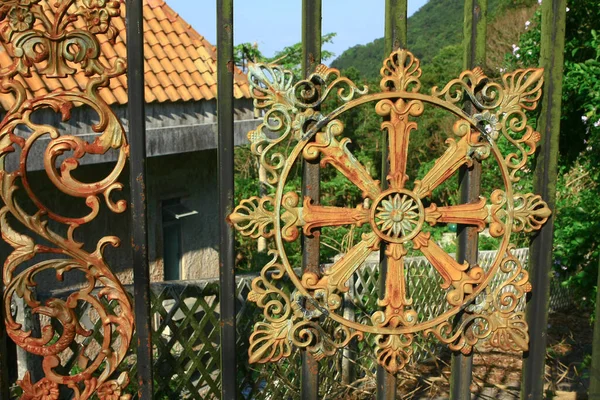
[301,1,322,398]
[126,0,155,397]
[521,0,566,398]
[217,0,238,399]
[0,145,8,400]
[378,1,408,398]
[463,0,488,69]
[0,287,9,400]
[449,1,487,398]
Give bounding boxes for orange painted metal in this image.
[230,50,551,374]
[0,1,132,398]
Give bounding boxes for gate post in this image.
[377,1,407,399]
[217,0,237,399]
[126,0,155,397]
[521,0,566,398]
[449,1,487,399]
[301,1,322,398]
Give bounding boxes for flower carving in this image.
[8,6,33,31]
[374,192,420,239]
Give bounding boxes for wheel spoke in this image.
[413,133,475,199]
[412,232,467,287]
[298,198,370,236]
[412,232,484,306]
[425,197,489,231]
[304,131,381,199]
[383,102,420,189]
[377,243,417,328]
[302,232,380,294]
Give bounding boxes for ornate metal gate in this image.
[229,48,551,375]
[0,0,569,399]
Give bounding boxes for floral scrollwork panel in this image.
[0,1,132,399]
[231,49,551,375]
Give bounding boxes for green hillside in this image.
[330,0,517,77]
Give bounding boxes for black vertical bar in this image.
[301,1,321,399]
[217,0,237,399]
[126,0,154,398]
[521,0,566,398]
[450,1,486,399]
[0,284,10,399]
[377,1,406,399]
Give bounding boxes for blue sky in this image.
[167,0,428,62]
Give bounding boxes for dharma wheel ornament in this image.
[230,49,551,374]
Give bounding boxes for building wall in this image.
[0,149,223,293]
[0,99,257,293]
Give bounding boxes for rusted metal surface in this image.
[521,0,567,398]
[0,0,133,398]
[378,2,406,396]
[217,0,237,399]
[126,0,154,397]
[301,0,321,397]
[230,49,551,375]
[450,0,487,396]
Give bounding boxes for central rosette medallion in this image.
[371,189,424,243]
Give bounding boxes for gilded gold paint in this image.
[229,50,550,374]
[0,1,132,398]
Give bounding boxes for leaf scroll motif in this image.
[375,334,414,374]
[498,68,544,113]
[380,49,422,92]
[512,193,552,233]
[0,1,133,398]
[249,320,293,364]
[231,49,548,375]
[229,196,276,239]
[0,206,36,282]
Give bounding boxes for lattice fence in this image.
[21,248,572,399]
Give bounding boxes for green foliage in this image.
[234,33,337,78]
[331,0,507,78]
[505,0,600,308]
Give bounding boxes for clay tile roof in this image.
[0,0,251,110]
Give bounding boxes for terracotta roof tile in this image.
[145,72,160,88]
[179,71,195,87]
[151,43,167,60]
[159,19,175,34]
[155,31,172,47]
[176,85,192,101]
[198,85,215,100]
[155,71,173,89]
[187,86,203,101]
[158,57,176,74]
[0,0,250,110]
[170,58,186,74]
[163,45,178,61]
[147,57,165,74]
[147,19,162,34]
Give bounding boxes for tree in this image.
[505,0,600,306]
[234,33,337,77]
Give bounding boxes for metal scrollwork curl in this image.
[0,1,133,398]
[231,49,551,375]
